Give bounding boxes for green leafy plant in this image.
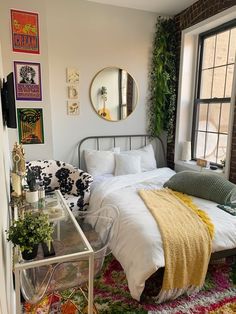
[6,211,53,253]
[148,17,177,143]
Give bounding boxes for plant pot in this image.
[25,190,39,210]
[21,244,39,261]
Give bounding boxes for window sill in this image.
[175,160,225,176]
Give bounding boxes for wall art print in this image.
[67,101,79,115]
[66,68,79,84]
[14,61,42,101]
[17,108,44,144]
[68,85,79,99]
[11,9,40,54]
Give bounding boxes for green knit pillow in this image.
[163,171,236,205]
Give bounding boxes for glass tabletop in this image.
[18,190,90,265]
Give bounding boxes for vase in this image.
[22,244,39,261]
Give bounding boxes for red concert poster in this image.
[11,9,40,54]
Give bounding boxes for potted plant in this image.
[25,167,39,205]
[6,211,53,260]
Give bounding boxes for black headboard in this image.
[78,134,166,170]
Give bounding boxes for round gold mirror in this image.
[90,67,138,121]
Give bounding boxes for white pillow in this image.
[122,144,157,171]
[115,154,141,176]
[84,148,120,176]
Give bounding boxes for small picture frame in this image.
[67,101,79,115]
[17,108,44,144]
[68,85,79,99]
[66,68,79,83]
[14,61,42,101]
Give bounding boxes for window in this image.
[192,20,236,165]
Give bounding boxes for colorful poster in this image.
[14,61,42,101]
[11,9,39,54]
[17,108,44,144]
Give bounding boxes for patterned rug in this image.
[24,255,236,313]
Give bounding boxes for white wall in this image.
[0,0,157,166]
[46,0,157,166]
[0,43,14,314]
[0,0,53,161]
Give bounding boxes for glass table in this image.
[13,190,94,314]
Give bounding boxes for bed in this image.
[78,134,236,303]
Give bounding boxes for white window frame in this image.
[175,5,236,178]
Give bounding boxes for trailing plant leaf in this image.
[148,17,177,143]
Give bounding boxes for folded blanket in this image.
[139,188,214,302]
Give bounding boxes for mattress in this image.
[89,168,236,301]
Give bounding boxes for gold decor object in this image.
[11,142,26,197]
[196,158,208,168]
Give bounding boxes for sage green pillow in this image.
[163,170,236,205]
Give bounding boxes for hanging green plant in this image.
[148,17,177,143]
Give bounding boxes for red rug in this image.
[24,255,236,313]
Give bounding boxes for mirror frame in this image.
[90,67,139,122]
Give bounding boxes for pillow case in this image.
[84,147,120,176]
[163,170,236,205]
[123,144,156,172]
[115,154,141,176]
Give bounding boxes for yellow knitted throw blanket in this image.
[139,188,214,300]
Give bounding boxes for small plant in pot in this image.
[6,211,53,260]
[25,168,39,205]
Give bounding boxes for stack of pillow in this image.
[84,144,157,177]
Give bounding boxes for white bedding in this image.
[89,168,236,301]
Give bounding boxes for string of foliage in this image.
[148,17,177,143]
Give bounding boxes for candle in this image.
[181,141,191,161]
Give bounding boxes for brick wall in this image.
[167,0,236,179]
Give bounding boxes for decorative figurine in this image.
[11,142,26,197]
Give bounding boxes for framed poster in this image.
[11,9,40,54]
[17,108,44,144]
[14,61,42,101]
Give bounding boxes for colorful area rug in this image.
[24,255,236,313]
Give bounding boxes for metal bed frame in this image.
[78,134,165,169]
[78,134,236,260]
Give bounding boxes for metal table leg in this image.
[88,253,94,314]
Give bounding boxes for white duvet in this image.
[89,168,236,301]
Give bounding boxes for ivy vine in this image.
[148,17,177,143]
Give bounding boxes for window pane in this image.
[225,65,234,97]
[215,30,230,67]
[207,103,220,132]
[197,103,208,131]
[228,27,236,64]
[200,69,213,98]
[219,103,230,133]
[202,35,216,69]
[217,134,228,164]
[194,23,235,165]
[205,133,218,162]
[195,131,206,159]
[212,66,226,98]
